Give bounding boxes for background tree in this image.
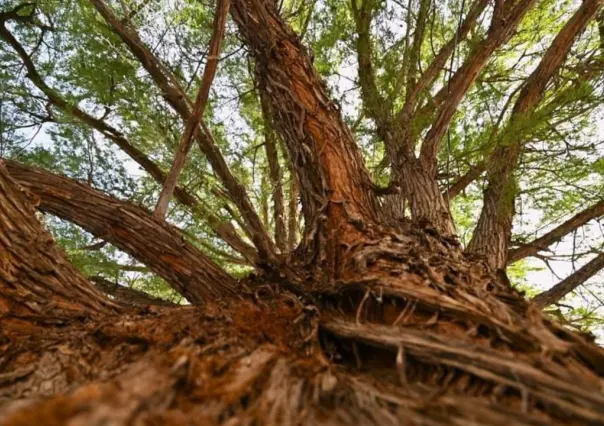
[1,0,604,424]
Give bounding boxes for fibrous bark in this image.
[5,160,237,303]
[2,1,604,425]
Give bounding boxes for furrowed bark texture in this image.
[3,1,604,425]
[467,0,604,270]
[5,161,237,303]
[230,0,377,234]
[0,161,115,321]
[261,94,287,252]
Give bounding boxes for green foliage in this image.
[0,0,602,330]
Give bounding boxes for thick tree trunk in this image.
[3,1,604,425]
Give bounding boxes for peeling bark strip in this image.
[89,0,278,266]
[0,15,256,265]
[467,0,604,270]
[154,0,230,219]
[532,252,604,308]
[230,0,377,231]
[0,161,115,319]
[508,200,604,264]
[6,161,237,303]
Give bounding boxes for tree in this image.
[1,0,604,424]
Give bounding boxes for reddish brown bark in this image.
[231,0,376,223]
[5,161,237,303]
[0,161,116,321]
[2,1,604,425]
[261,94,287,252]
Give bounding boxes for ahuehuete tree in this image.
[1,0,604,424]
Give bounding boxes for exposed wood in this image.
[5,160,238,303]
[153,0,230,219]
[508,200,604,264]
[532,252,604,308]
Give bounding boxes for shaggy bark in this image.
[0,160,116,321]
[2,1,604,425]
[5,160,237,303]
[261,94,287,252]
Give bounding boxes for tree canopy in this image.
[2,0,604,423]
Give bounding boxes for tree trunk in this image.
[2,1,604,424]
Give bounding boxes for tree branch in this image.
[508,200,604,264]
[231,0,377,233]
[0,160,117,318]
[154,0,230,219]
[5,160,238,304]
[418,0,536,173]
[90,276,176,307]
[532,252,604,308]
[467,0,604,270]
[261,93,287,251]
[0,17,258,265]
[89,0,279,265]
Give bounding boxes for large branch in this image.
[508,200,604,264]
[0,161,116,320]
[89,0,278,265]
[5,160,238,304]
[467,0,604,270]
[0,17,258,265]
[230,0,377,233]
[154,0,230,219]
[395,0,487,130]
[532,252,604,308]
[418,0,536,172]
